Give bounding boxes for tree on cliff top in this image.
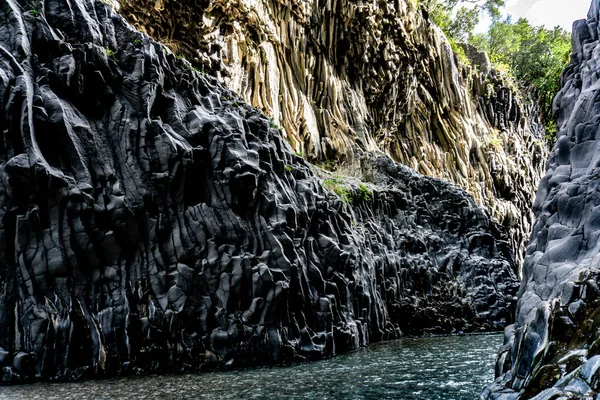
[425,0,505,42]
[444,0,505,18]
[428,2,571,139]
[475,17,571,132]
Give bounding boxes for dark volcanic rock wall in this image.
[117,0,549,269]
[0,0,518,382]
[483,3,600,399]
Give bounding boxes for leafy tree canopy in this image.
[427,1,572,137]
[475,17,571,128]
[426,0,500,44]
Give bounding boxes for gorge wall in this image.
[0,0,522,382]
[116,0,548,267]
[483,2,600,399]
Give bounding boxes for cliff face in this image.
[483,3,600,399]
[117,0,548,267]
[0,0,519,382]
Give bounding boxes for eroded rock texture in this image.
[116,0,548,267]
[483,3,600,399]
[0,0,518,382]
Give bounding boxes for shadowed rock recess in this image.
[483,3,600,399]
[117,0,548,268]
[0,0,520,382]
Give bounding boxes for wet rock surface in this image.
[117,0,548,268]
[483,2,600,399]
[0,0,518,382]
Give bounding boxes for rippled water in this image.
[0,333,501,400]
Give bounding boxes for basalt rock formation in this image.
[482,3,600,399]
[116,0,548,268]
[0,0,519,382]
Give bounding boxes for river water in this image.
[0,333,501,400]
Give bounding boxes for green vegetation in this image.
[269,118,280,130]
[488,131,502,149]
[544,120,557,142]
[478,18,571,127]
[104,47,115,58]
[321,178,374,205]
[323,178,352,205]
[486,82,496,97]
[358,183,373,202]
[30,9,39,16]
[219,95,242,109]
[427,0,504,42]
[131,39,143,46]
[426,0,571,139]
[284,165,293,172]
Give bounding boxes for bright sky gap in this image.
[475,0,590,32]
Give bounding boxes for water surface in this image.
[0,333,501,400]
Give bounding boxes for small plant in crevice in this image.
[284,165,293,172]
[131,39,143,46]
[485,82,496,98]
[293,151,305,158]
[323,177,352,205]
[30,9,39,16]
[104,47,115,58]
[488,131,502,149]
[544,120,557,144]
[269,118,280,130]
[219,95,243,109]
[358,182,373,201]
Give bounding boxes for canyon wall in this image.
[117,0,549,267]
[0,0,519,381]
[483,2,600,399]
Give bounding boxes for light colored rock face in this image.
[483,2,600,399]
[118,0,548,266]
[0,0,520,381]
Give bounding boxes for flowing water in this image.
[0,333,501,400]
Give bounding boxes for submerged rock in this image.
[483,2,600,399]
[0,0,518,381]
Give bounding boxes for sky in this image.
[476,0,591,32]
[505,0,590,30]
